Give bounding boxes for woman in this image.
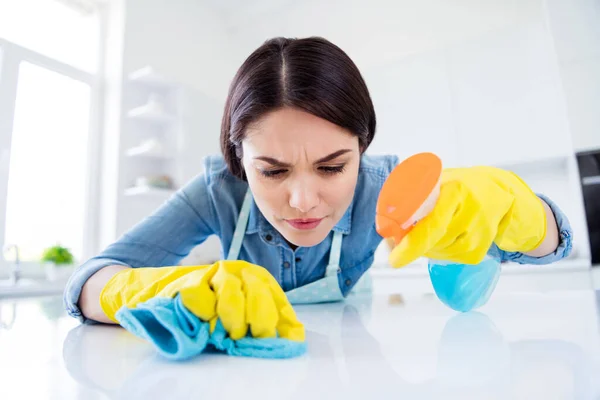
[64,37,572,339]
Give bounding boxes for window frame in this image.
[0,8,105,276]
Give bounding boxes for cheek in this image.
[246,169,279,194]
[322,168,359,208]
[245,172,282,211]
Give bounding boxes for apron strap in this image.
[325,230,343,276]
[226,189,253,260]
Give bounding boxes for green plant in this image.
[41,245,74,266]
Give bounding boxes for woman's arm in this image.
[523,198,560,257]
[498,193,573,265]
[79,264,129,324]
[64,172,221,323]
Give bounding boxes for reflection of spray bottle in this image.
[375,152,501,312]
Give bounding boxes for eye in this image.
[319,165,346,175]
[260,169,287,179]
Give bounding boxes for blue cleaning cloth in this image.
[114,294,307,361]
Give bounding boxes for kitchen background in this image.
[0,0,599,296]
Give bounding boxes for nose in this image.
[288,181,319,214]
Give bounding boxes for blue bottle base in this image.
[428,258,501,313]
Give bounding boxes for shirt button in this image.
[345,279,352,286]
[283,261,290,269]
[295,257,301,263]
[265,234,273,242]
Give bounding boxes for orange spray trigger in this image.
[375,152,443,246]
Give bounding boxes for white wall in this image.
[222,0,592,262]
[224,0,573,166]
[122,0,237,102]
[99,0,597,264]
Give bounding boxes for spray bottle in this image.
[375,152,501,312]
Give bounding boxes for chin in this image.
[281,227,331,248]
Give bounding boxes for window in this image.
[0,0,100,73]
[0,0,103,268]
[4,62,91,261]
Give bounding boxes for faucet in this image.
[3,244,20,284]
[0,303,16,330]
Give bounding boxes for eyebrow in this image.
[254,149,353,167]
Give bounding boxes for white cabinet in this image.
[445,21,573,167]
[116,67,182,236]
[114,67,223,237]
[545,0,600,153]
[365,19,576,169]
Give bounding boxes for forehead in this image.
[244,107,357,150]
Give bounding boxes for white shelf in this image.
[125,147,172,160]
[369,262,428,278]
[369,257,592,279]
[500,257,591,273]
[491,153,570,171]
[127,105,175,124]
[124,186,175,198]
[128,66,175,88]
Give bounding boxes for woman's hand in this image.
[389,166,553,267]
[99,260,305,341]
[210,260,305,341]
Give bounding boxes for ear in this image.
[358,141,366,154]
[235,145,247,181]
[234,144,243,159]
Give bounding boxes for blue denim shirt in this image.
[64,154,573,322]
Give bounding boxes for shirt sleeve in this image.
[63,172,220,323]
[490,193,574,265]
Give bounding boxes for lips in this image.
[285,218,323,230]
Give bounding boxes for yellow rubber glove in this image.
[210,260,305,342]
[100,264,218,324]
[389,166,547,267]
[99,260,305,342]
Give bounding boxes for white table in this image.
[1,287,599,399]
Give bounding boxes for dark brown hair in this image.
[220,36,376,180]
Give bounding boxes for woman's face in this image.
[241,107,361,248]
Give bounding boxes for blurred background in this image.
[0,0,598,292]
